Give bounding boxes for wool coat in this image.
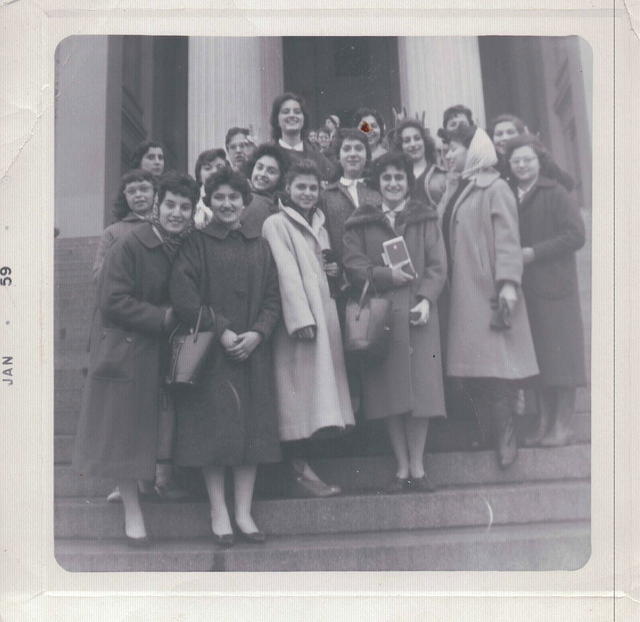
[445,169,539,380]
[73,223,172,480]
[262,204,355,440]
[517,176,586,387]
[343,199,448,420]
[168,218,283,466]
[275,140,338,181]
[242,191,279,230]
[412,164,448,209]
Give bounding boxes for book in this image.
[382,236,416,277]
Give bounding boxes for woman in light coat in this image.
[440,125,539,468]
[262,159,355,497]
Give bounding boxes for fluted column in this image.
[398,37,486,139]
[188,37,284,173]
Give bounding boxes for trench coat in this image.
[343,200,448,420]
[445,169,539,380]
[262,205,355,440]
[168,218,283,466]
[517,176,586,387]
[73,223,172,480]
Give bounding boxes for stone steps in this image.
[55,479,590,540]
[55,444,591,498]
[54,520,591,572]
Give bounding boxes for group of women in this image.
[72,91,586,547]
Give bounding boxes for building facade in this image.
[54,35,591,238]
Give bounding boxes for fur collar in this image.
[345,199,437,229]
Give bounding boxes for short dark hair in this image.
[113,169,157,221]
[203,168,251,207]
[353,107,386,137]
[442,105,474,128]
[370,151,415,194]
[487,114,527,140]
[333,128,372,166]
[245,143,289,191]
[441,124,477,149]
[270,92,309,141]
[392,119,437,165]
[129,140,165,170]
[225,127,250,149]
[317,127,330,137]
[284,159,321,187]
[157,171,199,207]
[194,148,228,185]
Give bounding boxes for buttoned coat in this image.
[445,169,539,379]
[73,223,172,480]
[517,176,586,386]
[168,218,283,466]
[343,200,447,420]
[262,205,355,440]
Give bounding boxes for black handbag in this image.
[344,270,392,361]
[166,305,217,386]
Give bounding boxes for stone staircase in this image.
[54,235,592,572]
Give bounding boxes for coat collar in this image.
[278,201,326,239]
[516,175,556,210]
[200,215,262,240]
[470,168,501,188]
[132,222,163,249]
[345,198,438,229]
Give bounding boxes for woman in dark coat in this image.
[170,168,282,546]
[73,172,199,545]
[269,92,337,182]
[343,152,447,493]
[241,143,289,229]
[505,134,586,446]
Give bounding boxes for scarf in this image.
[150,203,194,261]
[461,127,498,180]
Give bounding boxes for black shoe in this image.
[384,477,411,494]
[123,521,151,548]
[409,475,438,492]
[236,529,267,544]
[211,532,235,548]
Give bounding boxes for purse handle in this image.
[168,305,216,343]
[355,266,379,320]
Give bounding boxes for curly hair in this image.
[440,123,477,149]
[442,104,474,129]
[391,119,437,165]
[331,128,372,168]
[353,107,386,138]
[203,168,251,208]
[112,169,157,221]
[269,92,310,141]
[157,171,200,208]
[129,140,165,170]
[244,143,289,191]
[369,151,415,194]
[194,148,228,186]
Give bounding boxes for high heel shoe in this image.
[123,522,151,548]
[211,532,235,548]
[290,475,341,498]
[236,528,266,544]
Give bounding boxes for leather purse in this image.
[344,270,392,362]
[166,306,217,386]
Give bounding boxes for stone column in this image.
[397,37,486,139]
[188,37,284,173]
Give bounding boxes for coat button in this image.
[125,336,133,343]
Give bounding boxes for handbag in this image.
[166,305,217,386]
[344,269,392,362]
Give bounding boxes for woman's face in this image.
[379,165,409,206]
[140,147,164,177]
[493,121,520,155]
[287,174,320,212]
[325,117,337,132]
[124,179,155,217]
[158,190,193,234]
[445,113,470,132]
[339,138,367,179]
[199,157,227,186]
[278,99,304,135]
[359,115,381,147]
[400,126,425,162]
[251,155,281,192]
[317,131,331,149]
[444,140,468,174]
[308,130,318,145]
[209,183,245,228]
[509,145,540,185]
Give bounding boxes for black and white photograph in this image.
[53,34,592,573]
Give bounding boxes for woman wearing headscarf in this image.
[73,172,199,545]
[505,134,586,447]
[440,125,539,469]
[169,168,282,546]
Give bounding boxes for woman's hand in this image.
[293,326,316,340]
[498,282,518,313]
[410,298,430,326]
[522,247,535,265]
[226,331,263,362]
[324,262,339,278]
[390,265,415,286]
[220,329,239,351]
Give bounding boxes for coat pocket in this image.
[91,327,136,381]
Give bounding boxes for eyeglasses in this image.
[509,156,538,166]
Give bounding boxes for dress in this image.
[73,223,173,480]
[262,203,355,440]
[169,218,283,466]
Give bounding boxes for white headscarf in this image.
[461,127,498,180]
